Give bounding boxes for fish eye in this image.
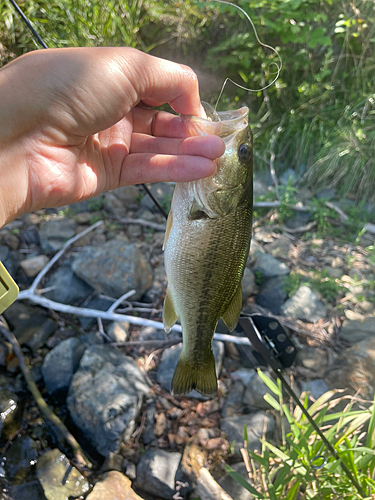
[238,143,252,162]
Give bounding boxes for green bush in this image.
[1,0,375,203]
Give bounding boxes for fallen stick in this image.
[15,221,253,346]
[0,321,91,469]
[197,468,234,500]
[112,217,167,231]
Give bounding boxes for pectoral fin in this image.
[189,200,210,221]
[221,284,242,332]
[162,210,173,251]
[163,287,178,333]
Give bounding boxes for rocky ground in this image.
[0,178,374,500]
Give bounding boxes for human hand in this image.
[0,47,224,227]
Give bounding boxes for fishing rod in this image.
[6,2,366,496]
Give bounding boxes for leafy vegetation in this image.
[226,370,375,499]
[1,0,375,203]
[202,0,375,204]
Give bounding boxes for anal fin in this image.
[221,284,242,332]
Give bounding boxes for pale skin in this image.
[0,47,225,228]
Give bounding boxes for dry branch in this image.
[0,320,91,468]
[197,468,234,500]
[15,222,252,346]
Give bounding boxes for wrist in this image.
[0,143,28,229]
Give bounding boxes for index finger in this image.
[124,49,202,116]
[132,107,190,138]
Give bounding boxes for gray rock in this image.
[295,347,329,374]
[340,315,375,343]
[221,412,275,455]
[324,337,375,400]
[142,401,156,445]
[255,275,288,314]
[107,321,128,343]
[10,480,46,500]
[67,345,150,456]
[0,245,18,277]
[135,208,158,221]
[42,338,86,396]
[78,296,113,330]
[39,218,76,253]
[302,379,330,400]
[135,449,190,500]
[324,266,344,279]
[5,435,38,484]
[20,225,40,246]
[156,342,224,398]
[0,229,20,251]
[37,448,89,500]
[20,255,49,278]
[218,462,254,500]
[44,266,93,305]
[281,285,327,322]
[252,252,289,278]
[316,189,335,200]
[243,370,276,410]
[13,314,57,353]
[264,235,295,259]
[103,192,127,216]
[138,326,166,342]
[241,268,257,302]
[254,227,274,243]
[222,381,245,417]
[284,209,312,230]
[248,240,264,259]
[0,378,21,440]
[280,168,297,185]
[72,240,153,300]
[127,224,142,239]
[113,185,140,206]
[69,195,105,213]
[230,368,255,386]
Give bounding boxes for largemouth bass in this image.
[163,102,253,397]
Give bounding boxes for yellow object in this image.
[0,261,19,314]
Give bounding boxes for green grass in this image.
[226,371,375,499]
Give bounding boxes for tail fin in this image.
[171,352,217,397]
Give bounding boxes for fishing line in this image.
[208,0,282,109]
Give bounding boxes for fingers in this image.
[3,48,202,140]
[132,108,189,138]
[124,50,201,116]
[119,153,217,186]
[130,134,225,159]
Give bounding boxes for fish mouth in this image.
[181,105,249,139]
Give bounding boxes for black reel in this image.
[236,314,297,371]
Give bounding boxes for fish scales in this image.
[163,103,253,397]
